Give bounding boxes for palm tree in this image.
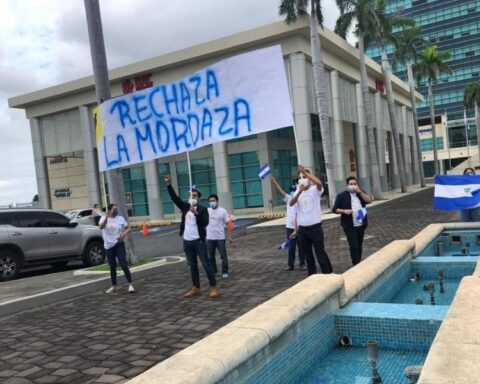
[280,0,336,205]
[393,26,426,187]
[413,46,451,175]
[335,0,383,199]
[464,81,480,160]
[371,1,415,193]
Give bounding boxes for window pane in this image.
[11,212,43,228]
[45,212,70,227]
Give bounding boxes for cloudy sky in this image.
[0,0,343,206]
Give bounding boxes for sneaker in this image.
[283,266,294,271]
[299,265,307,271]
[184,287,201,298]
[222,273,229,278]
[105,286,116,294]
[128,284,135,293]
[209,287,218,298]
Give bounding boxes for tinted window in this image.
[10,212,43,228]
[0,212,14,225]
[44,212,70,227]
[78,209,92,218]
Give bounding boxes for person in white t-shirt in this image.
[271,176,306,271]
[289,165,333,275]
[99,203,135,294]
[206,194,233,278]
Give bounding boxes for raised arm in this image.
[270,176,286,199]
[299,165,323,190]
[353,184,373,204]
[164,175,188,211]
[289,185,305,206]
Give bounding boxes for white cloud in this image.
[0,0,345,206]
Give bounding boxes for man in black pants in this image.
[164,175,218,298]
[332,176,372,265]
[289,165,333,275]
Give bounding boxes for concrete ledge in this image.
[443,222,480,230]
[0,256,185,318]
[411,223,445,257]
[340,240,414,306]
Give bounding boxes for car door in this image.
[7,211,49,261]
[44,212,82,257]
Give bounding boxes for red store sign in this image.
[122,74,154,94]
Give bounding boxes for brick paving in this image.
[0,187,457,383]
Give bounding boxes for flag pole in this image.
[186,150,193,196]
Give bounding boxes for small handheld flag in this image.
[356,208,367,224]
[278,239,291,250]
[189,184,197,192]
[434,175,480,210]
[257,164,271,180]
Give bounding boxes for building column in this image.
[330,70,346,194]
[375,93,389,192]
[388,131,400,190]
[402,106,413,186]
[289,53,315,171]
[212,142,234,214]
[29,118,51,209]
[79,106,103,208]
[258,133,274,211]
[355,83,370,193]
[144,160,163,220]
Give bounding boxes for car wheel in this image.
[50,261,69,268]
[82,241,105,267]
[0,250,20,282]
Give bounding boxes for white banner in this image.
[96,45,294,171]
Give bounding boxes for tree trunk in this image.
[407,63,426,187]
[380,48,407,192]
[309,7,336,207]
[428,80,439,175]
[475,101,480,161]
[358,35,383,199]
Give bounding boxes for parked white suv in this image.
[0,209,105,282]
[65,208,94,225]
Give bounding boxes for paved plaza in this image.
[0,187,457,384]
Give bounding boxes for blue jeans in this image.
[105,242,132,285]
[459,207,480,222]
[184,239,216,288]
[207,239,228,274]
[286,227,305,269]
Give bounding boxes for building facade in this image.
[9,18,421,220]
[366,0,480,176]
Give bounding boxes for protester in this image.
[164,175,218,298]
[99,203,135,294]
[459,167,480,222]
[206,194,233,278]
[91,203,102,226]
[332,176,372,265]
[289,165,333,275]
[271,176,306,271]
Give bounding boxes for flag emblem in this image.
[257,164,271,180]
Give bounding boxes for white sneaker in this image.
[105,286,116,294]
[222,273,229,278]
[128,284,135,293]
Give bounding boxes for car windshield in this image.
[65,211,78,220]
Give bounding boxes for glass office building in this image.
[366,0,480,175]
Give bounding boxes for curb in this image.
[73,258,170,275]
[0,256,185,318]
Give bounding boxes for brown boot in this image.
[209,287,218,298]
[184,286,201,298]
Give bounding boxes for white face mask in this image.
[347,186,356,193]
[298,178,309,187]
[188,198,198,206]
[209,201,217,209]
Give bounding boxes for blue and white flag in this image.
[356,208,367,224]
[434,175,480,211]
[278,239,291,250]
[257,163,271,180]
[189,184,197,192]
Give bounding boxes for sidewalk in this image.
[0,187,457,384]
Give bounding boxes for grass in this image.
[85,258,160,272]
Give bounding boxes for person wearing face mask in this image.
[459,168,480,222]
[164,175,218,298]
[271,176,306,271]
[99,203,135,294]
[289,165,333,275]
[332,176,372,266]
[206,194,233,278]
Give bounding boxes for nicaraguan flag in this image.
[278,239,291,250]
[257,164,271,180]
[434,175,480,211]
[356,208,367,224]
[189,184,197,192]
